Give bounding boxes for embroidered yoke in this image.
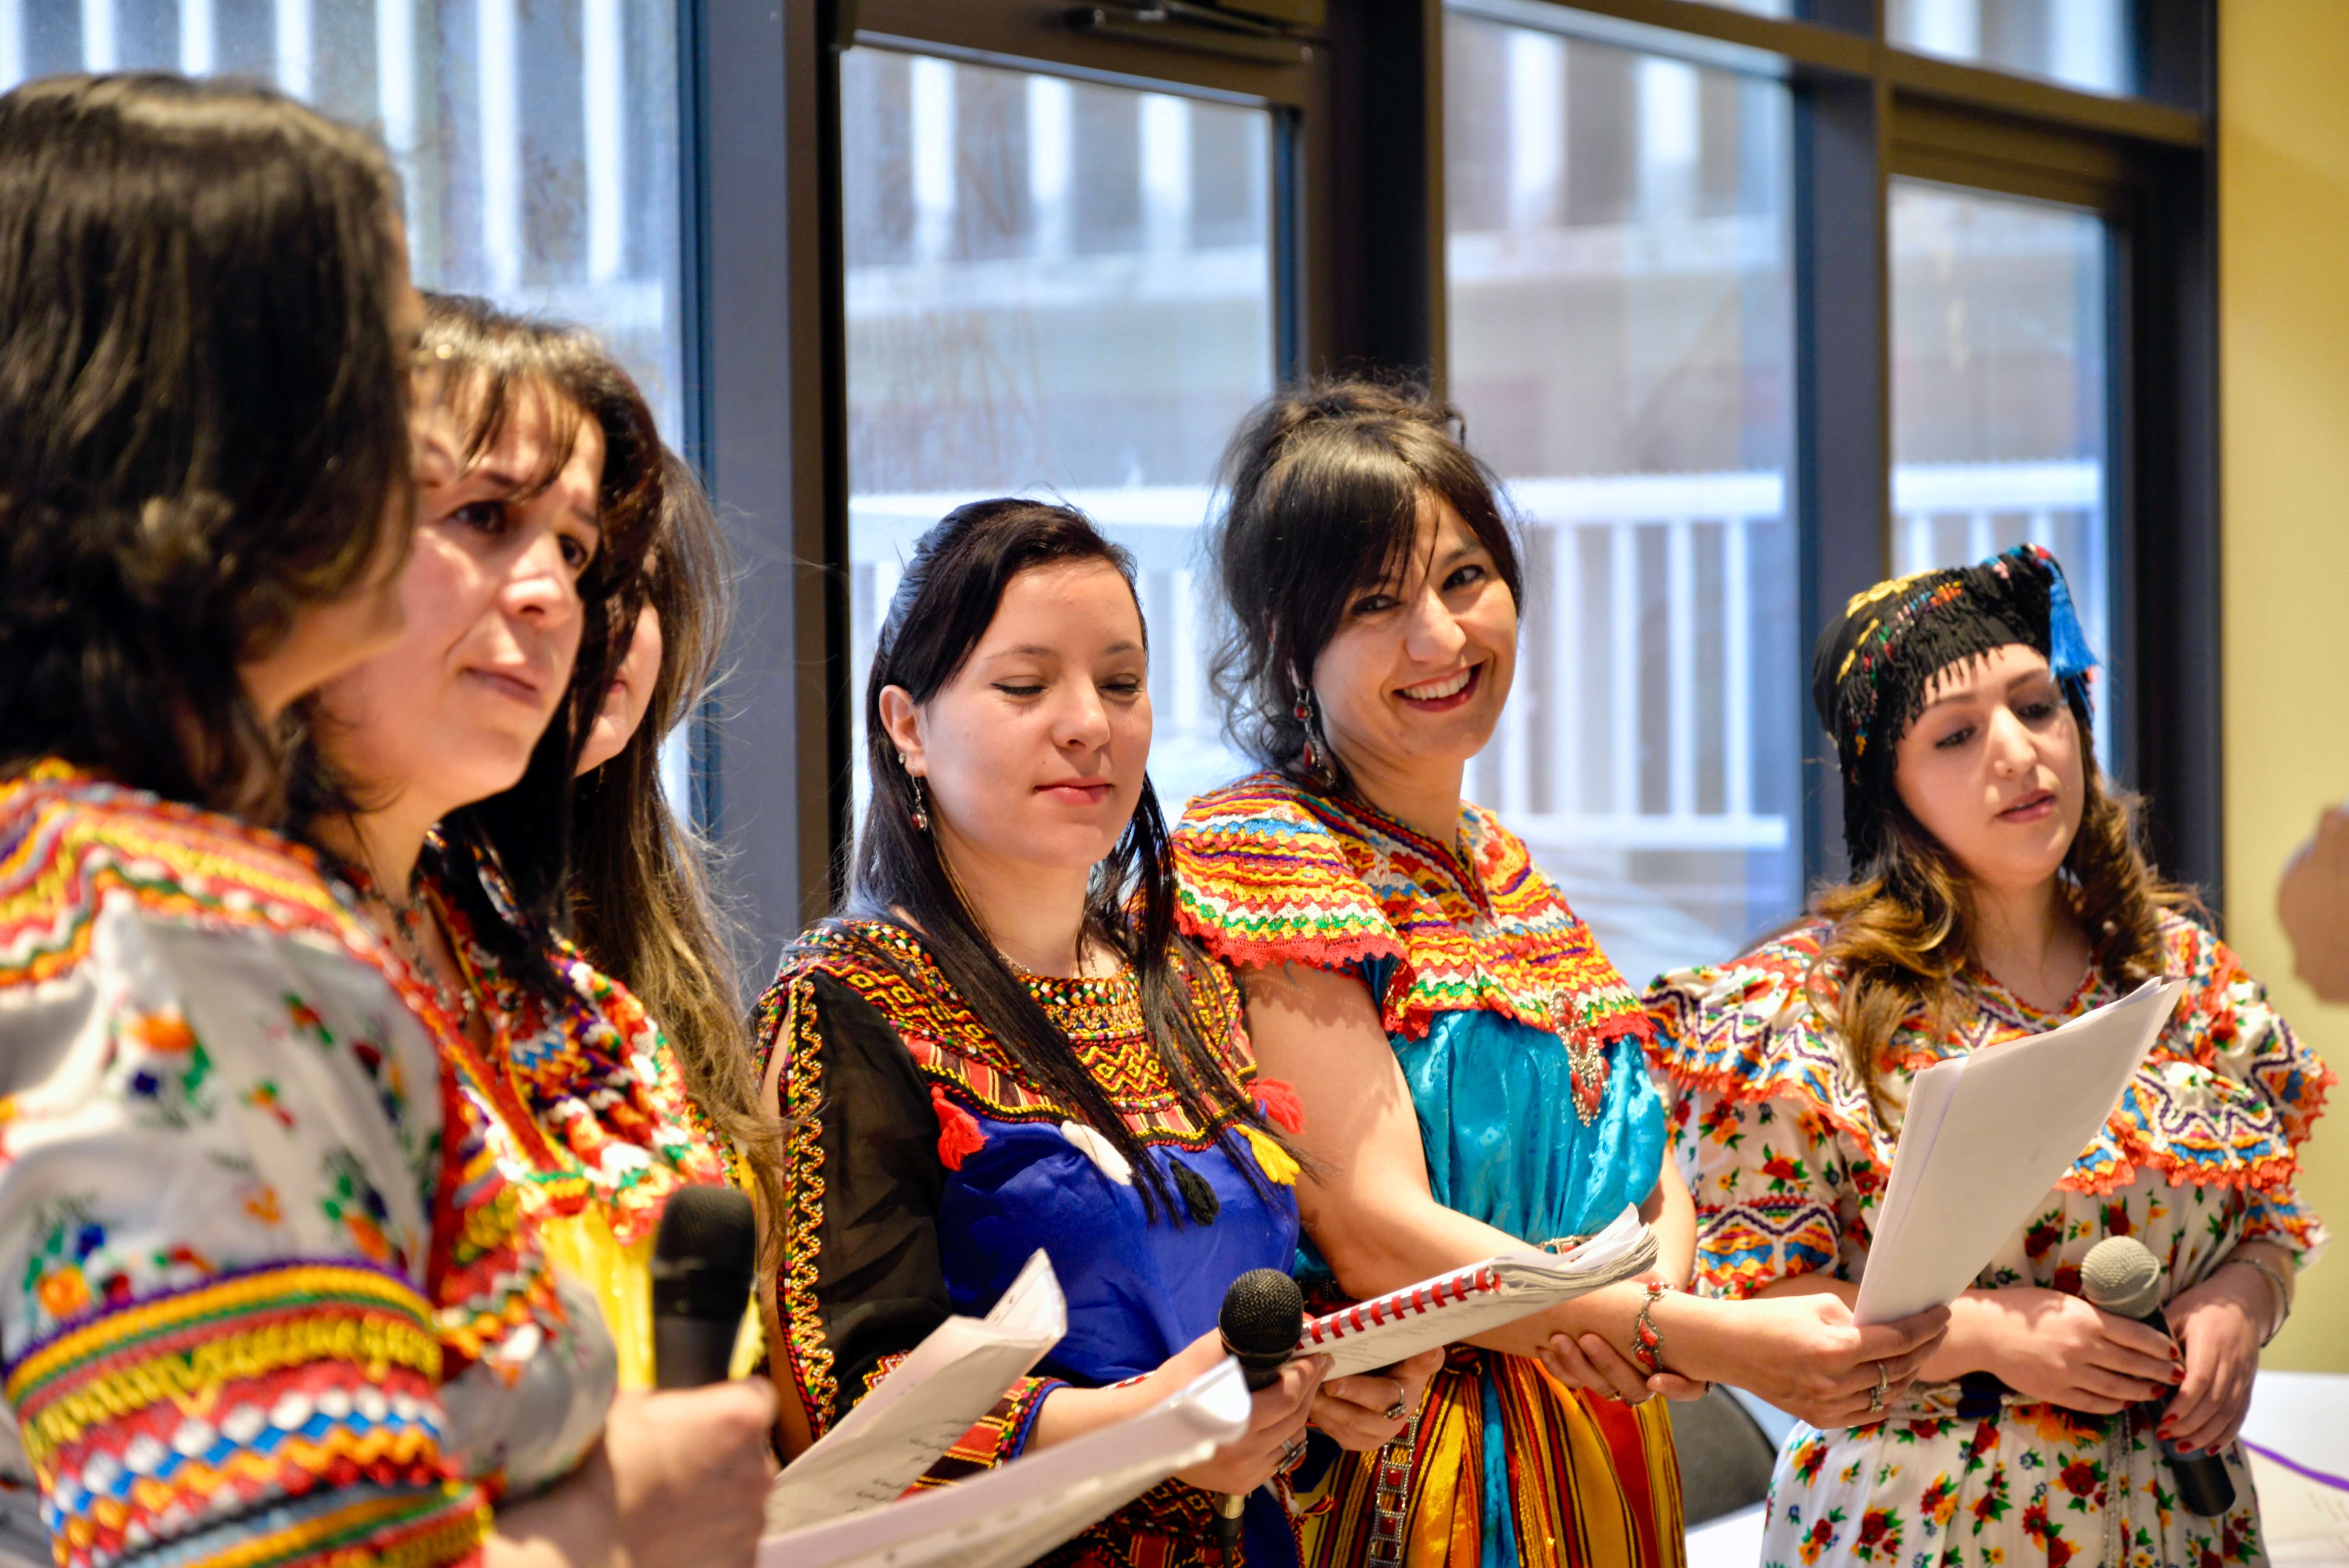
[420,841,731,1401]
[0,763,489,1568]
[1646,913,2333,1568]
[1171,772,1683,1568]
[753,919,1303,1568]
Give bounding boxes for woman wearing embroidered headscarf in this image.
[302,295,773,1568]
[1169,380,1953,1567]
[1647,544,2330,1567]
[752,498,1440,1568]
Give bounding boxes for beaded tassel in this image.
[1241,1126,1300,1185]
[1171,1162,1221,1226]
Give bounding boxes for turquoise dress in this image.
[1174,771,1685,1568]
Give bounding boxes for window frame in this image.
[684,0,2219,979]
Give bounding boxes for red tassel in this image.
[931,1084,986,1170]
[1254,1077,1306,1135]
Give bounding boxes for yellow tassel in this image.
[1243,1126,1299,1186]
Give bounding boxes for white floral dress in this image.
[1646,911,2331,1568]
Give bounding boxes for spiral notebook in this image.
[1298,1205,1660,1379]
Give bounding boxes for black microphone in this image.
[1213,1269,1305,1563]
[651,1185,760,1390]
[2080,1235,2235,1517]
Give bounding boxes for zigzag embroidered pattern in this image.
[0,764,387,991]
[779,922,1259,1147]
[5,1265,462,1568]
[1171,772,1652,1057]
[1646,912,2337,1198]
[141,1482,488,1568]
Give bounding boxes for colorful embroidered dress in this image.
[418,841,732,1396]
[1646,912,2333,1568]
[754,919,1304,1568]
[0,763,489,1568]
[1171,771,1684,1568]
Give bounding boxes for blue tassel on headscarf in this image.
[2041,550,2098,680]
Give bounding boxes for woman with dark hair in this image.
[1647,546,2329,1567]
[754,497,1440,1567]
[0,73,501,1568]
[1169,379,1950,1566]
[570,451,777,1222]
[302,296,772,1568]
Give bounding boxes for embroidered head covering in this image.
[1812,543,2098,867]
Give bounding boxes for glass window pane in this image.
[842,48,1278,818]
[1888,180,2112,757]
[0,0,688,432]
[1445,12,1800,988]
[1887,0,2135,97]
[0,0,692,785]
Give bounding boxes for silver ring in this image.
[1868,1362,1890,1414]
[1280,1435,1308,1470]
[1384,1380,1408,1422]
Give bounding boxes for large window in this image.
[1889,180,2114,753]
[840,47,1279,814]
[0,0,693,798]
[1445,13,1799,985]
[1886,0,2133,96]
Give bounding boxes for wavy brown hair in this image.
[1810,735,2193,1115]
[570,450,783,1216]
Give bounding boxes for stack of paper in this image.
[755,1359,1251,1568]
[1299,1205,1661,1377]
[1852,978,2183,1325]
[765,1249,1067,1534]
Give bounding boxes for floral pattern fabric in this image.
[1646,910,2333,1567]
[0,764,488,1568]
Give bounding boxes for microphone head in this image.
[2080,1235,2163,1318]
[651,1184,759,1311]
[1219,1268,1305,1371]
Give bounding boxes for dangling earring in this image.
[1288,665,1330,786]
[898,751,930,831]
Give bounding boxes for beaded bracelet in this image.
[2227,1253,2294,1347]
[1631,1281,1668,1376]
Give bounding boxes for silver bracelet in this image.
[2225,1253,2294,1347]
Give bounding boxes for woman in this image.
[1168,380,1950,1567]
[570,450,775,1209]
[0,73,495,1568]
[303,296,772,1568]
[1647,544,2329,1567]
[754,499,1439,1567]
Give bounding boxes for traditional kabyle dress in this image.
[1647,912,2333,1568]
[413,838,735,1404]
[0,763,491,1568]
[754,919,1305,1568]
[1171,772,1685,1568]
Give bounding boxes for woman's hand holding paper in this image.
[1309,1348,1445,1449]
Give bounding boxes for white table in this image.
[1682,1372,2349,1568]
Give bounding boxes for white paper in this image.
[754,1357,1251,1568]
[2247,1445,2349,1566]
[764,1249,1066,1534]
[1300,1205,1661,1378]
[1852,978,2182,1325]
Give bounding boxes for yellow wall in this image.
[2221,0,2349,1372]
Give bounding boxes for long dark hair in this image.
[822,498,1280,1220]
[1811,728,2191,1117]
[0,73,410,818]
[571,449,780,1211]
[1210,376,1524,795]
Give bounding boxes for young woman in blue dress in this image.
[753,499,1441,1567]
